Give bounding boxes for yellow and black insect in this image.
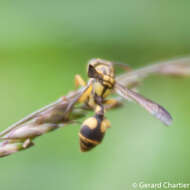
[1,57,190,157]
[79,105,110,152]
[75,58,172,151]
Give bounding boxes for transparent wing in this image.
[0,81,92,137]
[116,57,190,88]
[114,82,172,126]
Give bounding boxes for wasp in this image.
[1,57,189,157]
[74,58,172,151]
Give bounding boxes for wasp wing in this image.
[114,82,172,126]
[116,57,190,88]
[0,81,92,137]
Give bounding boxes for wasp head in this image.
[87,58,115,88]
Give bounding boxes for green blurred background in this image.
[0,1,190,190]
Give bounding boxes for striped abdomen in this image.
[79,115,110,152]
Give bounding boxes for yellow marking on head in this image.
[82,117,98,130]
[96,65,109,75]
[102,76,115,87]
[110,78,115,84]
[79,133,100,145]
[100,119,111,133]
[103,75,109,81]
[78,85,92,103]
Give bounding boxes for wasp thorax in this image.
[79,106,110,152]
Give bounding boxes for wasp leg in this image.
[74,74,92,104]
[78,85,92,104]
[75,74,86,88]
[103,97,123,110]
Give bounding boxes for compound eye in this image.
[87,58,98,72]
[87,64,101,79]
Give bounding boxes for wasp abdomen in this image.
[79,114,110,152]
[79,133,99,152]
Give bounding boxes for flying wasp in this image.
[1,57,186,157]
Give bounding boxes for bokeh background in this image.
[0,1,190,190]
